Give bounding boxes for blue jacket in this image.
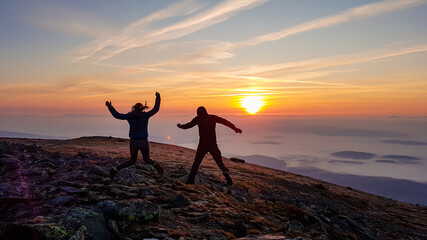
[108,95,160,139]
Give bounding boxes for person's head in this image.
[132,102,149,112]
[197,106,208,117]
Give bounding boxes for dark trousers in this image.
[117,138,155,170]
[187,144,229,183]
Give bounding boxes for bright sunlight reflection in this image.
[240,96,264,114]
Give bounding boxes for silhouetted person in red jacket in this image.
[177,106,242,185]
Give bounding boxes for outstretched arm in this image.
[177,117,198,129]
[215,116,242,134]
[106,101,129,120]
[147,92,161,117]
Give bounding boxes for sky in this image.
[1,0,427,116]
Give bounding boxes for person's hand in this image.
[235,128,242,134]
[177,123,183,129]
[155,92,160,97]
[105,101,112,107]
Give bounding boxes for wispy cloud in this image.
[27,2,115,38]
[66,0,268,62]
[204,0,427,64]
[103,0,426,72]
[223,44,427,77]
[238,0,426,47]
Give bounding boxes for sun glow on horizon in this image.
[240,96,265,115]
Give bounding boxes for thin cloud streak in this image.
[68,0,269,62]
[224,44,427,76]
[100,0,426,75]
[237,0,426,47]
[138,0,426,68]
[72,0,206,62]
[27,1,115,38]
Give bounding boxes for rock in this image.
[97,200,119,220]
[88,165,108,177]
[117,201,160,222]
[115,169,142,184]
[209,231,227,240]
[318,234,328,240]
[22,169,50,184]
[24,143,40,153]
[183,211,212,221]
[51,196,76,206]
[333,215,377,240]
[230,157,245,163]
[231,188,255,203]
[60,207,116,240]
[107,188,136,199]
[86,174,104,182]
[0,157,20,173]
[169,165,188,178]
[238,235,289,240]
[285,220,305,235]
[0,224,49,240]
[12,208,30,219]
[135,163,155,172]
[77,152,91,159]
[234,220,248,237]
[138,188,155,198]
[163,193,191,208]
[98,200,160,238]
[24,223,68,240]
[60,187,83,194]
[49,151,62,159]
[0,182,12,197]
[31,206,51,216]
[55,180,84,188]
[0,141,8,156]
[38,161,56,169]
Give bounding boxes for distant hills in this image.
[237,154,427,206]
[0,130,63,139]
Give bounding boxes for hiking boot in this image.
[153,162,164,175]
[224,173,233,186]
[109,167,118,180]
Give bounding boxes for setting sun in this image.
[240,96,265,114]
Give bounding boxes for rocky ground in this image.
[0,137,426,240]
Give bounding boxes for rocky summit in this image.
[0,137,426,240]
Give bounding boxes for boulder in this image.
[51,196,76,207]
[163,194,191,208]
[88,165,108,177]
[0,157,20,173]
[115,169,142,184]
[285,220,305,235]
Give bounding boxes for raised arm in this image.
[106,101,129,120]
[215,116,242,133]
[147,92,161,117]
[177,117,198,129]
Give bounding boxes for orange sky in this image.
[1,0,427,116]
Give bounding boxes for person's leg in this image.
[140,139,154,164]
[118,139,139,170]
[210,145,232,185]
[187,146,207,184]
[109,139,139,179]
[140,139,163,174]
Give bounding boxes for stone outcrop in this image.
[0,137,426,240]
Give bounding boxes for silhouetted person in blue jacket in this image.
[106,92,163,179]
[177,106,242,185]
